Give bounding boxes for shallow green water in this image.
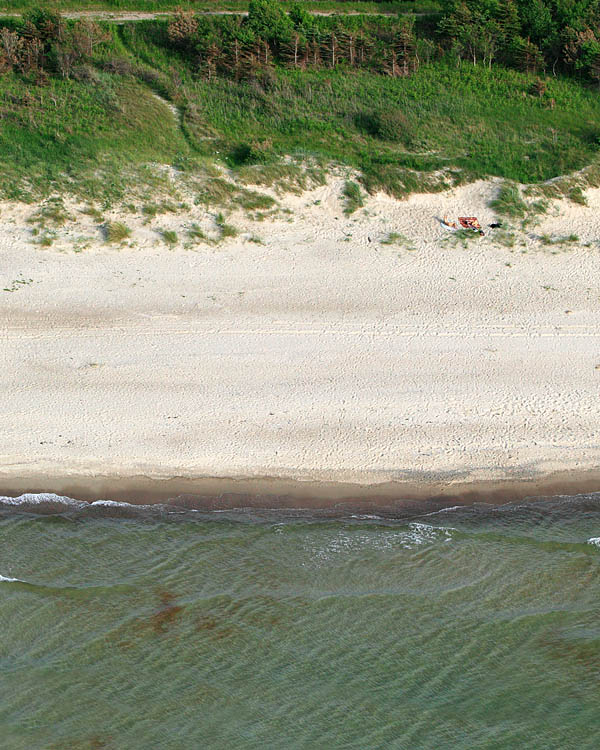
[1,493,600,749]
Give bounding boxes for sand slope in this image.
[1,178,600,498]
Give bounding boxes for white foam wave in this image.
[90,500,135,508]
[587,537,600,548]
[0,492,86,508]
[305,522,454,564]
[405,522,454,546]
[0,574,21,583]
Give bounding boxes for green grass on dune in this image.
[180,64,600,196]
[0,16,598,203]
[0,72,187,201]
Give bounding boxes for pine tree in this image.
[282,31,306,68]
[513,36,545,72]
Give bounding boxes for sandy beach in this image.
[1,176,600,504]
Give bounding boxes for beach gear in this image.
[458,217,481,231]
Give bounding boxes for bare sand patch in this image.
[1,175,599,501]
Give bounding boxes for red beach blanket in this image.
[458,217,481,231]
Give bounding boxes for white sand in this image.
[1,177,600,495]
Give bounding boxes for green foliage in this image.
[142,200,180,219]
[196,178,237,207]
[495,229,516,248]
[220,222,239,238]
[0,1,437,10]
[228,141,275,167]
[235,162,326,193]
[380,231,416,249]
[289,2,314,32]
[142,203,158,218]
[343,180,364,214]
[364,108,415,146]
[0,71,187,201]
[490,182,527,218]
[540,232,580,245]
[568,186,587,205]
[182,64,600,191]
[439,0,600,80]
[38,231,56,246]
[29,198,72,226]
[235,190,275,211]
[0,8,598,204]
[247,0,293,44]
[444,226,480,247]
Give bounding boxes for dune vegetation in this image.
[0,1,598,204]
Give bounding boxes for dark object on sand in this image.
[489,222,502,229]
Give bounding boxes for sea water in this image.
[1,493,599,749]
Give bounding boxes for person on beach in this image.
[442,216,457,229]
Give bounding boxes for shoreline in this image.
[2,468,600,510]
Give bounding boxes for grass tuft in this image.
[490,183,528,218]
[161,229,178,246]
[220,223,239,239]
[380,232,403,245]
[380,231,415,250]
[568,187,587,206]
[38,232,56,247]
[105,221,131,243]
[343,181,364,215]
[81,205,104,223]
[188,223,207,242]
[216,212,239,239]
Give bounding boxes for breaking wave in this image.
[1,491,600,528]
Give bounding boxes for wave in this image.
[2,491,600,528]
[0,574,21,583]
[90,499,137,508]
[0,493,150,514]
[407,521,454,544]
[587,537,600,548]
[0,492,86,508]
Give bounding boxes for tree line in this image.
[0,1,598,85]
[166,0,600,83]
[0,8,109,80]
[165,3,421,80]
[438,0,600,81]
